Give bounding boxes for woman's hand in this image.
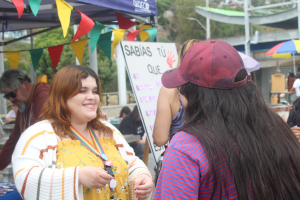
[291,127,300,142]
[134,174,154,199]
[79,166,112,189]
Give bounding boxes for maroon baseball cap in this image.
[162,40,250,89]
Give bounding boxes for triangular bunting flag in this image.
[28,0,42,16]
[48,45,64,69]
[90,21,105,53]
[11,0,24,19]
[56,0,73,38]
[6,51,21,68]
[29,49,43,71]
[115,12,138,30]
[126,30,142,41]
[71,39,88,65]
[71,10,95,43]
[111,29,126,58]
[145,27,158,42]
[140,25,152,42]
[97,31,112,60]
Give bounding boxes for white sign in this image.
[120,41,178,164]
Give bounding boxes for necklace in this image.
[70,123,117,192]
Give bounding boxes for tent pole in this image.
[293,52,296,75]
[0,32,7,115]
[88,32,98,75]
[116,21,138,106]
[74,25,80,65]
[150,16,158,42]
[29,29,36,84]
[2,25,61,46]
[117,44,127,105]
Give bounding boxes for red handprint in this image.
[167,51,176,68]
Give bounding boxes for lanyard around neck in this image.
[70,124,116,192]
[22,84,36,131]
[70,124,112,167]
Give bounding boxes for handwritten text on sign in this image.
[121,41,178,164]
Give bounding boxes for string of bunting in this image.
[4,0,158,70]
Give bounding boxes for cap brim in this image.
[161,68,188,88]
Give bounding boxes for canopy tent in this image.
[0,0,158,114]
[1,0,157,33]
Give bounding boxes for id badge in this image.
[105,166,114,177]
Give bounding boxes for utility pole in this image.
[298,0,300,39]
[244,0,250,56]
[29,29,36,84]
[206,0,211,40]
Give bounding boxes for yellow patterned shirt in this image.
[56,137,130,200]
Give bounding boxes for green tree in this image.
[3,40,31,74]
[156,0,270,44]
[33,27,117,92]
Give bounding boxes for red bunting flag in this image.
[48,45,64,69]
[12,0,24,18]
[71,10,95,43]
[126,30,142,41]
[115,12,138,30]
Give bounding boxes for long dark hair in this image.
[130,105,140,122]
[180,69,300,200]
[119,106,131,118]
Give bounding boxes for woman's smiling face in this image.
[67,76,100,124]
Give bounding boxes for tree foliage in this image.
[4,27,118,92]
[34,27,117,92]
[156,0,270,44]
[3,40,31,74]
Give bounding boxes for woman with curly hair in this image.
[12,65,153,200]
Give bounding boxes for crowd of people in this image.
[1,39,300,200]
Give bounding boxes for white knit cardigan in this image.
[12,120,152,200]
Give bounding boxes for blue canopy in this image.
[0,0,157,32]
[78,0,157,16]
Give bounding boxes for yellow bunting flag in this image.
[140,25,152,42]
[6,51,21,69]
[56,0,73,38]
[111,29,126,58]
[70,39,88,65]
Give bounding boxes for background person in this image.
[287,97,300,128]
[119,105,145,160]
[12,65,153,200]
[119,106,131,121]
[153,39,198,147]
[288,74,300,98]
[288,97,300,142]
[287,72,296,104]
[0,69,49,170]
[4,104,18,123]
[154,40,300,199]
